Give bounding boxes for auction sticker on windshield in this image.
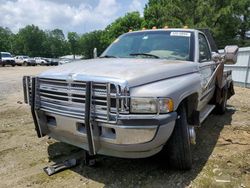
[170,32,191,37]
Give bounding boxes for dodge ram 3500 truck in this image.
[23,29,238,170]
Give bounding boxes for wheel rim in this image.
[223,89,228,110]
[188,126,196,145]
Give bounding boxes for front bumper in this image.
[36,110,177,158]
[23,76,177,158]
[2,60,15,65]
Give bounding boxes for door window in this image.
[199,34,211,62]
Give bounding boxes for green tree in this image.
[232,0,250,46]
[14,25,46,56]
[79,30,106,59]
[143,0,250,48]
[0,27,13,52]
[102,11,144,46]
[67,32,80,59]
[43,29,68,57]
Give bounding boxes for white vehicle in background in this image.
[58,58,72,65]
[0,52,16,67]
[58,55,83,65]
[245,31,250,39]
[34,57,49,66]
[15,55,36,66]
[43,58,59,66]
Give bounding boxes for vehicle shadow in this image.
[47,106,235,187]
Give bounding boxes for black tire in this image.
[23,62,28,66]
[215,86,228,114]
[166,103,192,170]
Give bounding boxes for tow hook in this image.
[188,126,196,145]
[43,158,79,176]
[43,150,96,176]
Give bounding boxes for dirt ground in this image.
[0,66,249,188]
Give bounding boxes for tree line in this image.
[0,0,249,59]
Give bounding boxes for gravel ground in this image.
[0,66,249,188]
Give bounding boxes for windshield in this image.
[1,53,12,58]
[101,30,194,61]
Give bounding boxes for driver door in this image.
[198,33,216,110]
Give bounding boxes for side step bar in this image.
[199,105,215,124]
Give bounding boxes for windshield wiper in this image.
[129,53,160,59]
[99,55,117,58]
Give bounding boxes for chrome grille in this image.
[38,78,114,122]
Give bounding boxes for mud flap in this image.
[227,82,235,99]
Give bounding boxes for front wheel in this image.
[165,103,192,170]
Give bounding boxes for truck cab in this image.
[23,29,238,170]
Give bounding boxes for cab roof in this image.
[129,28,197,33]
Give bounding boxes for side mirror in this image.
[224,45,238,64]
[212,52,221,62]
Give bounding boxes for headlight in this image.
[130,97,174,114]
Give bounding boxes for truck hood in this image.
[39,58,198,87]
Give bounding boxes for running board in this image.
[200,105,215,124]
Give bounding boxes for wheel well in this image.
[181,93,199,125]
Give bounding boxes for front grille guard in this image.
[23,76,42,137]
[23,76,32,105]
[23,76,130,124]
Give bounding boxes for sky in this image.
[0,0,148,34]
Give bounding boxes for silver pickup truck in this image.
[23,28,238,170]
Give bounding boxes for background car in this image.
[43,58,59,66]
[15,56,36,66]
[34,57,49,66]
[50,58,59,66]
[58,58,74,65]
[245,31,250,39]
[0,52,16,67]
